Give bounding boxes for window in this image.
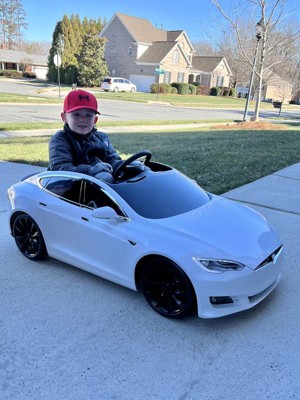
[42,177,82,205]
[177,72,185,83]
[216,76,224,87]
[81,180,121,214]
[163,71,171,84]
[172,51,179,65]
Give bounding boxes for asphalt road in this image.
[1,78,299,123]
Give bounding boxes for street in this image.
[0,78,299,124]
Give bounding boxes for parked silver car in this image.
[101,77,137,92]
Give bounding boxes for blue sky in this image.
[22,0,214,43]
[22,0,300,44]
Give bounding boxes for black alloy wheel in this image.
[141,258,196,318]
[12,214,47,260]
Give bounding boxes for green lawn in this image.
[1,128,299,194]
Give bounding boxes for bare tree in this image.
[0,0,27,49]
[211,0,300,121]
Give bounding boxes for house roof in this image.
[191,56,226,73]
[108,13,184,44]
[137,42,180,63]
[0,49,48,66]
[263,70,292,87]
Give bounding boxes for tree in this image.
[210,0,300,121]
[0,0,27,49]
[47,14,107,86]
[77,34,108,87]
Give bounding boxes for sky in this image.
[21,0,215,43]
[21,0,300,44]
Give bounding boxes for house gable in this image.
[100,12,196,90]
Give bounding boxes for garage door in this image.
[130,75,155,93]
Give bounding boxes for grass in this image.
[1,128,299,194]
[0,87,285,109]
[0,119,231,132]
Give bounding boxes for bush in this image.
[196,85,210,96]
[0,69,22,78]
[189,84,196,95]
[171,82,189,95]
[229,88,236,97]
[210,86,221,96]
[22,71,37,78]
[222,87,230,96]
[150,83,172,94]
[171,87,178,94]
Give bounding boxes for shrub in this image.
[189,84,196,95]
[0,69,22,78]
[229,88,236,97]
[150,83,172,94]
[22,71,37,78]
[210,86,221,96]
[222,87,230,97]
[171,82,189,95]
[196,85,210,96]
[171,87,178,94]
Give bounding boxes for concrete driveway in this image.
[1,161,300,400]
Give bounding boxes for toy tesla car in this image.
[7,151,283,319]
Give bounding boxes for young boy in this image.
[48,89,121,182]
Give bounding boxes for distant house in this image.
[0,46,48,79]
[236,71,293,104]
[189,56,232,90]
[100,13,195,92]
[262,71,293,104]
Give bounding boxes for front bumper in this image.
[183,247,284,319]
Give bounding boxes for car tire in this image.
[114,87,119,92]
[12,214,47,261]
[130,87,135,92]
[141,257,196,318]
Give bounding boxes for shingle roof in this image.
[191,56,225,73]
[116,13,183,43]
[137,42,178,63]
[0,49,48,66]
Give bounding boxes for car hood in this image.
[148,196,282,270]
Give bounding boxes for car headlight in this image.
[193,257,245,273]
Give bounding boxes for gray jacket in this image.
[48,125,121,176]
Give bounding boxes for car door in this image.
[39,176,135,287]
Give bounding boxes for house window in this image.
[128,47,133,56]
[216,76,224,87]
[172,51,179,65]
[164,71,171,84]
[177,72,185,83]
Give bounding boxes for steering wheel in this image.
[113,150,152,180]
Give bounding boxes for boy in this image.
[48,89,121,182]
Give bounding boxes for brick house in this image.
[189,56,232,90]
[0,47,48,79]
[100,13,195,92]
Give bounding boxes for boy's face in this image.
[61,108,98,135]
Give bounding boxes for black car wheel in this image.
[12,214,47,260]
[141,258,196,318]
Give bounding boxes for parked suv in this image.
[101,77,137,92]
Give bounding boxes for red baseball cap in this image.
[63,89,100,114]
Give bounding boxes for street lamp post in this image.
[243,21,263,121]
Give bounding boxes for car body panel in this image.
[7,167,284,319]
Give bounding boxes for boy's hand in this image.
[90,162,113,175]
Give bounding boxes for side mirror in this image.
[92,206,130,221]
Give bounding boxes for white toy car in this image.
[7,151,283,319]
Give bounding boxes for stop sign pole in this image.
[54,54,62,99]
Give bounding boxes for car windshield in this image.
[111,171,210,219]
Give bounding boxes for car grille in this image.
[255,245,283,271]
